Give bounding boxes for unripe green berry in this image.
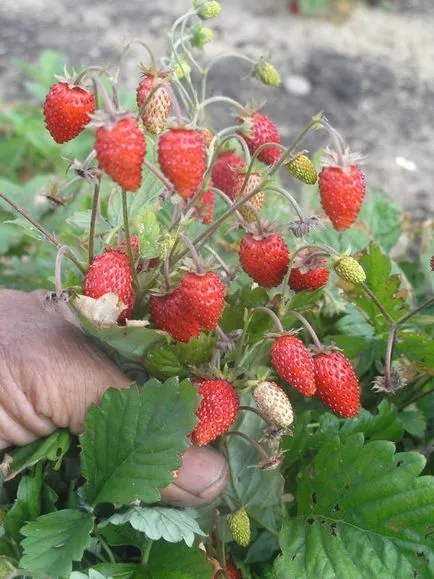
[191,26,214,48]
[173,59,192,79]
[228,507,250,547]
[254,59,281,88]
[334,256,366,284]
[196,1,222,20]
[285,154,317,185]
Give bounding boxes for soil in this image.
[1,0,433,217]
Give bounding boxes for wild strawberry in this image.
[227,508,250,547]
[193,187,215,224]
[289,267,329,292]
[95,117,146,192]
[239,233,289,288]
[334,256,366,284]
[44,82,95,144]
[149,290,201,343]
[179,271,226,331]
[83,250,136,322]
[253,381,294,429]
[136,72,171,134]
[158,128,206,198]
[270,335,316,396]
[191,379,239,445]
[313,351,360,417]
[201,127,215,147]
[238,111,281,165]
[211,150,246,198]
[319,149,365,230]
[214,560,240,579]
[254,58,281,88]
[230,171,264,223]
[285,154,317,185]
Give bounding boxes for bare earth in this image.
[1,0,433,217]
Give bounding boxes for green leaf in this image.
[66,210,112,235]
[395,331,434,372]
[71,570,108,579]
[286,288,324,313]
[20,510,94,576]
[358,190,401,252]
[343,243,409,331]
[76,312,167,361]
[80,380,199,505]
[224,396,284,528]
[99,523,144,550]
[136,207,161,259]
[147,541,213,578]
[399,408,427,439]
[3,216,47,242]
[103,506,206,547]
[338,400,403,442]
[5,473,42,542]
[274,434,434,579]
[7,429,71,478]
[93,563,146,578]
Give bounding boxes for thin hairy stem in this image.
[252,306,285,334]
[88,175,101,264]
[121,189,139,288]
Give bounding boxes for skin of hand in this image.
[0,289,228,506]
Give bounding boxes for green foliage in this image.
[80,380,199,505]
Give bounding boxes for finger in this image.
[160,446,229,507]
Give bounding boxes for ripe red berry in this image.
[319,165,365,231]
[149,290,201,343]
[239,233,289,288]
[179,271,226,331]
[193,187,215,224]
[83,250,136,322]
[95,117,146,192]
[191,379,239,446]
[270,335,316,396]
[214,560,241,579]
[238,112,282,165]
[289,267,330,292]
[136,73,171,134]
[313,351,360,417]
[158,129,206,198]
[44,82,95,144]
[211,150,245,198]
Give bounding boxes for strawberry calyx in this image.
[88,109,135,130]
[54,65,95,90]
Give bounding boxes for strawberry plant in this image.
[0,1,434,577]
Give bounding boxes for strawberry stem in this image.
[91,75,118,117]
[384,324,397,392]
[286,310,322,350]
[121,188,139,289]
[251,306,284,334]
[180,233,204,273]
[54,245,68,297]
[222,431,271,463]
[361,283,394,324]
[205,244,233,277]
[320,118,346,168]
[265,185,305,221]
[127,38,157,70]
[397,295,434,325]
[0,191,85,273]
[165,84,185,125]
[143,159,175,192]
[88,175,101,264]
[239,405,275,427]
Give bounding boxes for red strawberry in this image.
[179,271,226,331]
[193,187,215,224]
[44,82,95,144]
[214,560,241,579]
[319,163,365,231]
[83,250,136,322]
[211,150,245,198]
[239,233,289,288]
[158,129,206,198]
[238,112,282,165]
[191,379,239,445]
[313,351,360,417]
[136,73,171,134]
[149,290,201,343]
[289,267,329,292]
[270,335,316,396]
[119,234,146,273]
[95,117,146,192]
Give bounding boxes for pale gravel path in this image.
[1,0,433,216]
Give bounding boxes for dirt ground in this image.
[1,0,433,217]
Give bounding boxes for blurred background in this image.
[0,0,433,288]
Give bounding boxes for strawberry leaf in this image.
[80,379,199,505]
[146,541,213,578]
[92,564,146,578]
[135,206,160,259]
[102,506,206,547]
[19,509,94,577]
[5,472,43,542]
[274,434,434,578]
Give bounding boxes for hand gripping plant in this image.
[1,1,433,577]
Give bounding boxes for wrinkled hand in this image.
[0,289,228,506]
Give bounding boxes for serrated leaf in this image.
[93,563,146,579]
[3,216,47,242]
[80,380,199,505]
[70,570,108,579]
[395,331,434,373]
[275,433,434,579]
[7,429,71,479]
[224,396,284,527]
[399,408,427,439]
[136,207,161,259]
[286,288,324,313]
[99,523,144,550]
[103,506,206,547]
[5,472,42,542]
[358,190,401,252]
[20,510,94,576]
[147,541,213,578]
[66,210,112,235]
[343,243,409,331]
